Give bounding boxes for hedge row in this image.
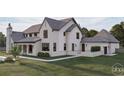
[37,52,50,57]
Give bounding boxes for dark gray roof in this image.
[12,31,25,42]
[66,24,76,32]
[23,24,41,34]
[45,17,71,31]
[23,17,79,33]
[81,29,119,43]
[15,37,41,43]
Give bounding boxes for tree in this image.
[11,45,21,58]
[0,32,6,47]
[88,29,98,37]
[81,27,98,37]
[110,24,124,46]
[81,27,90,37]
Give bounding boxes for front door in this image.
[104,47,107,54]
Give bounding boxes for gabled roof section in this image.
[23,24,42,34]
[12,31,25,42]
[81,29,119,43]
[45,17,71,31]
[66,24,76,32]
[23,17,81,33]
[15,37,41,43]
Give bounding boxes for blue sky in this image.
[1,17,124,35]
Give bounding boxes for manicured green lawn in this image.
[0,51,124,76]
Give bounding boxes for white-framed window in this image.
[34,33,37,37]
[43,30,48,38]
[76,32,80,39]
[29,33,32,37]
[42,43,49,51]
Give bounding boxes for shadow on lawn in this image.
[49,57,118,76]
[19,54,124,76]
[50,63,112,76]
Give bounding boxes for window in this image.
[28,45,33,53]
[43,30,48,38]
[82,44,85,52]
[64,43,66,51]
[29,33,32,37]
[34,33,37,37]
[72,43,74,51]
[42,43,49,51]
[53,43,56,52]
[63,32,66,36]
[76,32,80,39]
[91,46,101,52]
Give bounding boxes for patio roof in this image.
[15,37,41,43]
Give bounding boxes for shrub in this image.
[91,46,101,52]
[44,52,50,57]
[11,45,21,58]
[5,57,15,63]
[37,52,50,57]
[37,52,44,57]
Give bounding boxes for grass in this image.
[0,51,124,76]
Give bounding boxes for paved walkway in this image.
[19,55,82,62]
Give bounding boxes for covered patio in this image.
[21,44,34,55]
[15,37,41,56]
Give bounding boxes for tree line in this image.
[0,32,6,47]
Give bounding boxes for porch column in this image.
[27,44,29,54]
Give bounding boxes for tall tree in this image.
[81,27,91,37]
[81,28,98,37]
[11,45,21,58]
[110,24,124,46]
[88,29,98,37]
[0,32,6,47]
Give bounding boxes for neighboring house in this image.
[6,17,120,57]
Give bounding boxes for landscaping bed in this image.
[21,55,72,60]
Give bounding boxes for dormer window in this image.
[25,34,28,37]
[34,33,37,37]
[29,33,32,37]
[76,32,80,39]
[43,30,48,38]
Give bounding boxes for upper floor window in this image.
[34,33,37,37]
[63,32,66,36]
[43,30,48,38]
[76,32,80,39]
[29,33,32,37]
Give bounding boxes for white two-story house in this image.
[6,17,120,57]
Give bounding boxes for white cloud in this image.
[75,17,108,26]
